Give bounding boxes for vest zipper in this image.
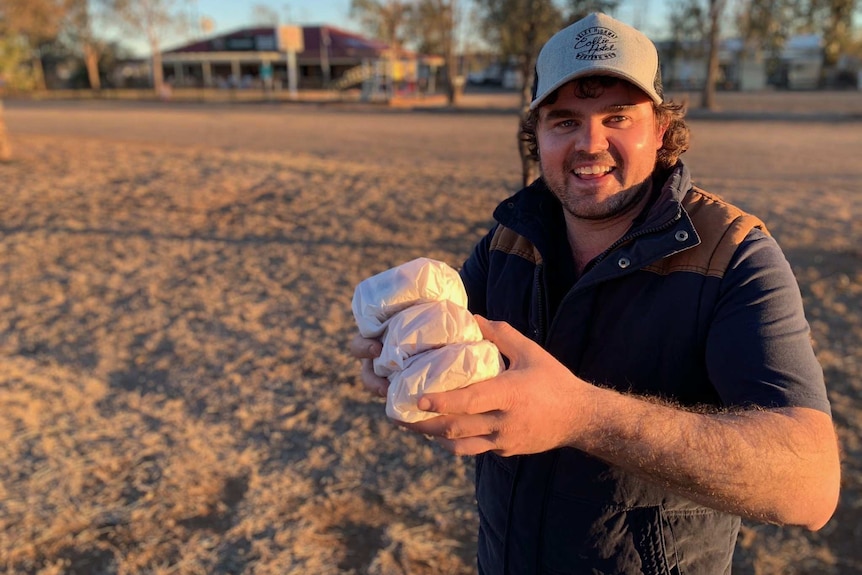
[533,264,547,344]
[586,208,683,273]
[546,209,685,349]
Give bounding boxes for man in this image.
[351,12,840,574]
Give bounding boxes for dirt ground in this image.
[0,92,860,574]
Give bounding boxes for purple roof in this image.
[165,25,410,59]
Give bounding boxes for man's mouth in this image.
[572,165,615,178]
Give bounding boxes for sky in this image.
[191,0,669,36]
[129,0,672,56]
[192,0,360,37]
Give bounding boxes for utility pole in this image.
[321,27,331,87]
[279,24,304,100]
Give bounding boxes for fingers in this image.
[435,435,500,457]
[418,376,511,416]
[349,333,382,359]
[403,413,501,456]
[351,333,387,396]
[360,358,389,397]
[474,315,530,363]
[473,314,498,339]
[405,412,494,438]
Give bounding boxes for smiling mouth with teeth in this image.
[573,165,614,176]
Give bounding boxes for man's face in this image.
[536,79,667,221]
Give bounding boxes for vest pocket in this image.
[476,453,516,568]
[660,508,740,575]
[540,496,672,575]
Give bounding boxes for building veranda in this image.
[160,25,446,103]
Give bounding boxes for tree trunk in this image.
[445,42,460,106]
[151,48,164,95]
[446,64,462,106]
[84,42,101,90]
[446,0,460,106]
[701,0,724,110]
[0,100,12,162]
[518,59,539,187]
[32,47,47,91]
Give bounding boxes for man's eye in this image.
[557,119,575,128]
[607,115,628,124]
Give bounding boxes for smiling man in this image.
[351,12,840,574]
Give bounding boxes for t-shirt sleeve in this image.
[705,229,831,414]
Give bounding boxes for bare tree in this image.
[666,0,707,90]
[410,0,461,104]
[805,0,857,69]
[667,0,725,109]
[0,30,34,91]
[735,0,858,86]
[1,28,27,159]
[350,0,414,54]
[736,0,795,51]
[65,0,101,90]
[780,0,859,84]
[734,0,797,86]
[474,0,563,186]
[702,0,727,109]
[250,3,280,27]
[0,0,70,90]
[102,0,190,95]
[565,0,621,19]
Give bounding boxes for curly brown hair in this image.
[520,77,690,171]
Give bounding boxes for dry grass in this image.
[0,95,860,574]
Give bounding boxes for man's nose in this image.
[575,120,610,154]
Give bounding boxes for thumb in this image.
[474,315,530,363]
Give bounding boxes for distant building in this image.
[161,25,444,98]
[777,35,824,90]
[656,34,839,92]
[466,59,524,90]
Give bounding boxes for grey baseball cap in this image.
[531,12,663,110]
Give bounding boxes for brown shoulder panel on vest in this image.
[643,188,769,279]
[490,226,543,265]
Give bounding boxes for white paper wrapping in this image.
[374,300,483,377]
[386,340,505,423]
[352,257,468,338]
[352,256,506,423]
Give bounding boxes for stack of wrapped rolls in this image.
[352,258,505,423]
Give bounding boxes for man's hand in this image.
[348,334,388,398]
[404,315,598,456]
[402,316,840,529]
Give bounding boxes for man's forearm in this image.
[574,386,841,530]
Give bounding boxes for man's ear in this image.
[655,120,669,151]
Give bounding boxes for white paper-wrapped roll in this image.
[352,258,467,338]
[386,340,505,423]
[374,300,483,377]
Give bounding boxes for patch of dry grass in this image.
[1,102,860,574]
[0,133,489,574]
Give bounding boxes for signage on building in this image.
[277,25,304,53]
